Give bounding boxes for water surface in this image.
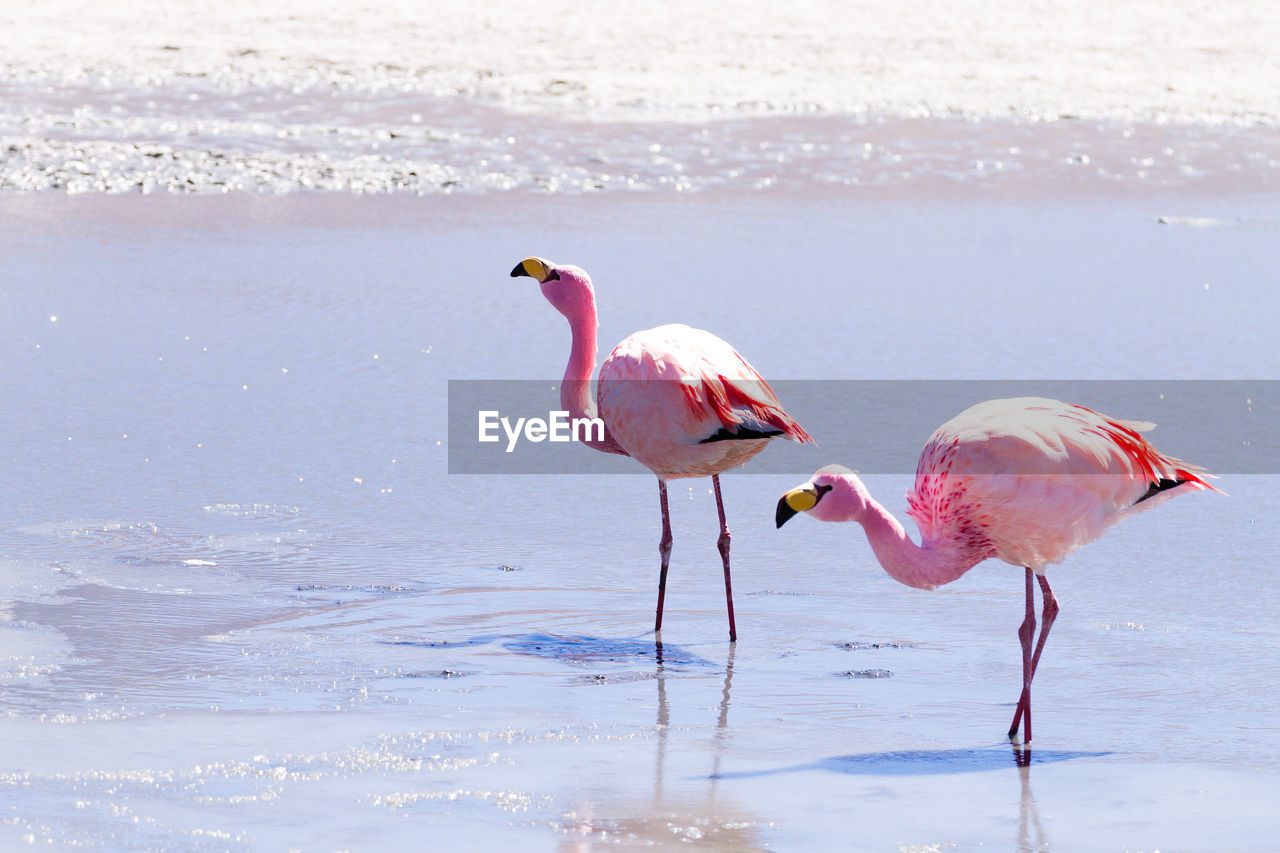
[1,191,1278,848]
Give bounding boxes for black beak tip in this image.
[510,262,528,278]
[775,498,798,529]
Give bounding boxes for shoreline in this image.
[3,174,1277,238]
[4,102,1277,198]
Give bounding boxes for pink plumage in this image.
[777,396,1217,743]
[511,257,811,641]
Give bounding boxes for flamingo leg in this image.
[654,479,673,633]
[1028,574,1059,689]
[1009,571,1060,743]
[1009,567,1036,742]
[712,474,737,642]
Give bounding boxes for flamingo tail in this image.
[1087,409,1223,496]
[684,374,814,445]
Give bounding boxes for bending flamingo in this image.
[775,397,1217,741]
[511,256,813,641]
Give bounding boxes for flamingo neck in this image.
[558,305,628,456]
[855,499,984,591]
[560,304,599,417]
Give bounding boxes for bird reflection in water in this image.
[558,638,762,851]
[1013,744,1049,853]
[654,637,736,795]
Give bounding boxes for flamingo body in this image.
[906,397,1214,575]
[777,396,1217,740]
[599,323,811,479]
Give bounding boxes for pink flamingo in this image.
[511,256,813,641]
[775,397,1217,742]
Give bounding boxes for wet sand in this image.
[3,0,1278,195]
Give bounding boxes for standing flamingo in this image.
[510,256,813,641]
[774,397,1217,741]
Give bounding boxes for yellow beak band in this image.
[521,258,547,279]
[784,487,820,513]
[776,485,819,528]
[511,256,553,283]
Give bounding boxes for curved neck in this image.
[856,497,985,591]
[558,305,628,457]
[560,317,599,421]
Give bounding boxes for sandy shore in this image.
[3,0,1278,124]
[2,0,1278,195]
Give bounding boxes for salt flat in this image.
[3,0,1277,124]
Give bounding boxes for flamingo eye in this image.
[816,484,833,497]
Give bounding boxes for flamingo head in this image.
[776,464,869,528]
[510,257,596,324]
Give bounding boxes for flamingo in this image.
[510,256,813,641]
[774,397,1217,742]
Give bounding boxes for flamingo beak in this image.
[776,484,820,528]
[510,257,559,283]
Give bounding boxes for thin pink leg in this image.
[1009,571,1060,743]
[712,475,737,643]
[654,479,673,633]
[1028,574,1059,687]
[1009,567,1036,742]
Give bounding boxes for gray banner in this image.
[447,380,1274,475]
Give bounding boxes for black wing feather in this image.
[1134,478,1187,505]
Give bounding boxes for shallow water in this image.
[1,190,1278,848]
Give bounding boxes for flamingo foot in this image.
[1009,688,1031,743]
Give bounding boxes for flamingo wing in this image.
[681,339,813,446]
